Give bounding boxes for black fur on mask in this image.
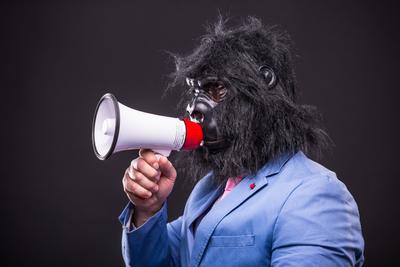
[167,16,331,185]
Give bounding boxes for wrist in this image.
[133,203,163,227]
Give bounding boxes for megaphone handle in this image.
[152,149,171,158]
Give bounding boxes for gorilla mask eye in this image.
[203,81,227,103]
[186,77,228,103]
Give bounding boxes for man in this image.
[119,17,364,267]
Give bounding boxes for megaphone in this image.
[92,93,203,160]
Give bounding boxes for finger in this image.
[122,177,146,204]
[127,193,158,207]
[130,158,139,170]
[128,170,159,193]
[131,158,160,180]
[158,156,177,181]
[123,176,152,199]
[127,166,160,184]
[139,149,160,169]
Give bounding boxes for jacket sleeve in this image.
[271,175,365,267]
[119,202,182,267]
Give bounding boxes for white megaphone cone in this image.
[92,93,203,160]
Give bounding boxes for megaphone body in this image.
[92,93,203,160]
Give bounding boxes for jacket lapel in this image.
[186,183,224,232]
[189,152,294,267]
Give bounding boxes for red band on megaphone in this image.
[182,118,203,150]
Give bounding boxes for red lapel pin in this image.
[249,183,256,190]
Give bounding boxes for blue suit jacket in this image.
[119,152,364,267]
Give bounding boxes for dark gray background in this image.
[1,1,399,266]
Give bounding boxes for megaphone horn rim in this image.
[92,93,120,160]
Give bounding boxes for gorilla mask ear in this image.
[259,65,277,89]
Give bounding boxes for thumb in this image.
[158,156,177,182]
[157,156,177,191]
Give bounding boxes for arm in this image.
[119,202,182,267]
[120,150,180,267]
[271,175,365,267]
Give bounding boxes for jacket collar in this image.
[258,151,294,177]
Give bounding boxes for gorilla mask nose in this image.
[186,93,215,124]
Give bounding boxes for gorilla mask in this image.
[168,16,330,185]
